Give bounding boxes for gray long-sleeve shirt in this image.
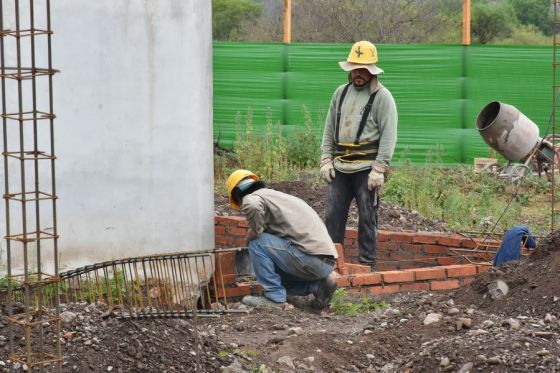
[321,79,398,172]
[241,188,338,258]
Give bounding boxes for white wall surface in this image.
[0,0,214,273]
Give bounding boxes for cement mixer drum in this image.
[476,101,540,162]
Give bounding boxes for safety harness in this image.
[334,83,379,163]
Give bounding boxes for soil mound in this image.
[453,229,560,317]
[215,180,448,232]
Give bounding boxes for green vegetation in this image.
[215,121,556,234]
[330,288,388,316]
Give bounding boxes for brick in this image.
[411,256,438,264]
[215,252,237,275]
[212,274,237,286]
[215,225,226,234]
[376,263,398,271]
[333,275,351,287]
[387,231,415,243]
[370,285,400,295]
[430,279,460,291]
[382,270,414,283]
[343,238,354,246]
[233,238,246,247]
[214,216,233,225]
[376,251,390,259]
[462,277,476,286]
[345,229,358,239]
[400,282,430,292]
[377,231,390,242]
[389,252,413,261]
[215,235,235,247]
[412,233,438,244]
[477,264,492,273]
[238,219,249,228]
[345,287,369,294]
[345,263,372,274]
[436,235,463,247]
[345,248,359,258]
[437,256,463,265]
[461,239,478,249]
[401,243,423,254]
[413,267,446,280]
[424,245,448,254]
[444,265,477,278]
[351,273,382,286]
[228,227,247,236]
[377,241,400,251]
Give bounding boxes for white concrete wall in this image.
[0,0,214,273]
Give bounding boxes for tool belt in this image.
[334,141,379,163]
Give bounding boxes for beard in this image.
[352,75,371,90]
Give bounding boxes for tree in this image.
[212,0,262,40]
[507,0,552,36]
[471,1,515,44]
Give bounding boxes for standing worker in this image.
[226,169,338,309]
[320,41,398,268]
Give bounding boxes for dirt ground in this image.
[215,180,448,233]
[2,183,560,372]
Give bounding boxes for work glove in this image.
[320,159,336,183]
[367,163,386,191]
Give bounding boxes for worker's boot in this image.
[241,295,285,309]
[313,276,337,309]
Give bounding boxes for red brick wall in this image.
[213,216,494,298]
[215,216,496,269]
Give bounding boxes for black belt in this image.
[317,255,336,265]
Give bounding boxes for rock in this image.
[487,356,501,365]
[366,354,375,360]
[534,332,553,339]
[488,280,509,300]
[303,356,315,363]
[220,358,245,373]
[277,356,295,369]
[423,313,441,325]
[440,357,450,367]
[468,329,489,336]
[384,308,400,317]
[537,349,550,356]
[447,308,460,315]
[60,311,77,324]
[505,318,521,330]
[458,362,474,373]
[380,363,394,373]
[288,327,302,335]
[446,299,455,307]
[481,320,495,329]
[456,318,472,330]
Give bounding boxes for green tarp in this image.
[213,42,553,165]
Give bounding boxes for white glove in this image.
[367,165,385,191]
[320,159,336,183]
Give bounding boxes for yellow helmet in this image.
[226,169,259,209]
[346,41,378,64]
[339,41,384,75]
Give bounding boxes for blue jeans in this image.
[326,169,378,264]
[248,233,335,303]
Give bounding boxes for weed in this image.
[330,288,388,316]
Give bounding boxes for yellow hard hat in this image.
[226,169,259,209]
[346,41,378,64]
[339,41,384,75]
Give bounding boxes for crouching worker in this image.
[226,169,338,309]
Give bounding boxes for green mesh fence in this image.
[213,42,553,165]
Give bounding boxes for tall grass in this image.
[383,148,541,232]
[215,107,321,187]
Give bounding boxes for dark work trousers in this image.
[325,169,378,265]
